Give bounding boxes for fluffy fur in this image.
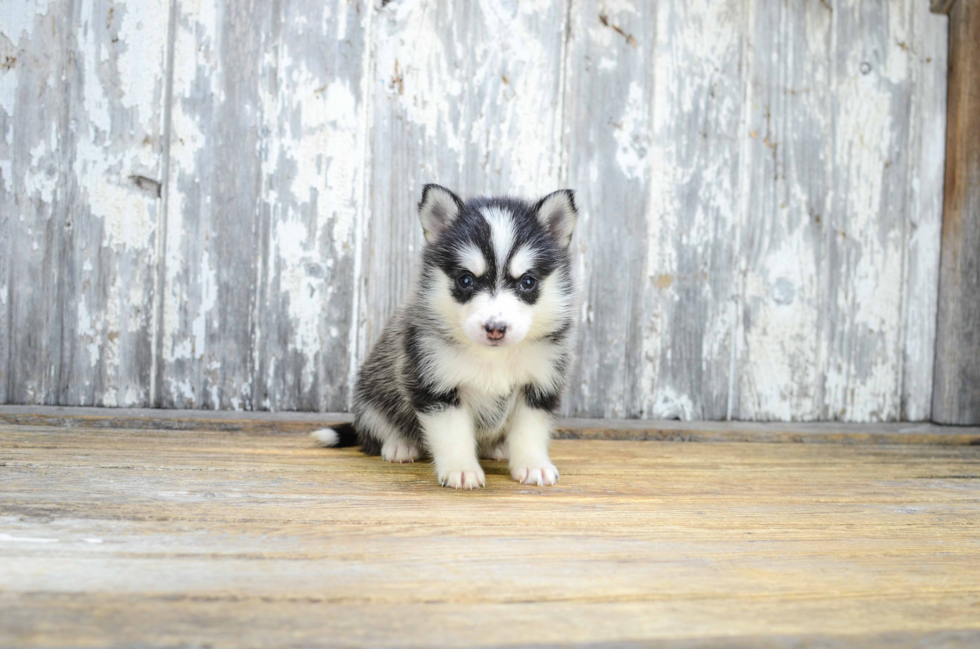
[312,185,578,489]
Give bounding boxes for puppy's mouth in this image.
[470,335,513,348]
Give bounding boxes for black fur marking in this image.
[422,195,574,308]
[359,432,383,456]
[324,422,359,447]
[523,383,562,412]
[403,322,461,413]
[546,319,573,343]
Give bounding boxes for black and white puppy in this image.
[312,185,577,489]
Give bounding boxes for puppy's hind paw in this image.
[381,440,420,463]
[438,467,486,490]
[511,463,559,486]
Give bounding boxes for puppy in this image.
[312,185,577,489]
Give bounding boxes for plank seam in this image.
[150,0,179,409]
[729,0,757,421]
[898,0,918,421]
[55,0,79,406]
[556,0,573,187]
[347,0,376,411]
[1,406,977,443]
[928,11,952,424]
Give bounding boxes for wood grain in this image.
[933,0,980,425]
[1,423,979,647]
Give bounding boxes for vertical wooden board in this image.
[643,0,747,421]
[161,0,272,409]
[58,0,170,407]
[902,6,947,421]
[717,0,947,423]
[251,0,369,411]
[733,1,835,421]
[0,1,14,403]
[0,1,74,405]
[933,0,980,425]
[563,0,745,419]
[820,0,918,421]
[560,0,656,418]
[359,0,567,359]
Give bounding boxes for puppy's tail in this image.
[310,422,358,448]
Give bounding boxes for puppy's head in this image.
[418,185,577,349]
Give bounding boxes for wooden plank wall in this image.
[0,0,951,422]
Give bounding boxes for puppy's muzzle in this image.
[484,321,507,341]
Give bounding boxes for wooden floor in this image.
[2,419,979,647]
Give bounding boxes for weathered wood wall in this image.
[1,0,950,422]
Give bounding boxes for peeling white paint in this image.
[374,0,464,157]
[272,219,321,386]
[75,138,156,250]
[192,247,216,361]
[116,0,170,114]
[24,140,57,203]
[613,82,650,182]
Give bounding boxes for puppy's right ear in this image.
[418,184,464,244]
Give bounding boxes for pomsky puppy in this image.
[312,185,578,489]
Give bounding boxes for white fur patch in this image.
[419,407,485,489]
[420,330,564,398]
[460,290,533,348]
[357,406,402,444]
[310,428,339,447]
[508,245,536,278]
[457,244,487,277]
[507,399,558,486]
[481,206,516,275]
[381,439,419,463]
[524,272,569,340]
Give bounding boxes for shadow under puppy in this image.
[313,185,578,489]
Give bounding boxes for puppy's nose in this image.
[485,322,507,341]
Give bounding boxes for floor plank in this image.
[1,424,979,647]
[2,406,979,445]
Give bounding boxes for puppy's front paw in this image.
[511,463,559,486]
[439,466,486,489]
[381,439,420,463]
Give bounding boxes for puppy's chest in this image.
[428,340,561,396]
[460,388,518,436]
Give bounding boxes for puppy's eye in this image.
[457,273,474,290]
[519,275,537,291]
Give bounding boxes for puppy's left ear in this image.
[534,189,578,248]
[418,184,464,244]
